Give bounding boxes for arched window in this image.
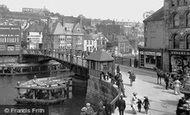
[177,0,180,5]
[171,0,175,6]
[173,34,180,49]
[173,13,180,27]
[186,12,190,26]
[186,34,190,49]
[184,0,188,5]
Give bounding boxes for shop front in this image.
[139,48,163,69]
[169,49,190,74]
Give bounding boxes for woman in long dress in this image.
[173,79,181,95]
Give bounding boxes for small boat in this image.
[14,77,72,105]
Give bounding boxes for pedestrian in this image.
[128,71,136,86]
[104,99,112,115]
[176,97,187,115]
[97,100,104,115]
[80,107,87,115]
[143,96,150,114]
[116,65,120,73]
[117,95,126,115]
[118,80,126,97]
[173,79,181,95]
[131,92,138,114]
[86,103,95,115]
[164,73,170,90]
[137,98,143,112]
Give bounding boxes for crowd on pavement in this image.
[80,65,190,115]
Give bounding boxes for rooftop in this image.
[87,50,114,62]
[143,7,164,22]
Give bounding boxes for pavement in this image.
[112,65,183,115]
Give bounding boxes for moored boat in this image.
[14,76,72,105]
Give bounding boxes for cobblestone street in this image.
[113,66,183,115]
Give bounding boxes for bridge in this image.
[22,49,121,113]
[22,49,89,80]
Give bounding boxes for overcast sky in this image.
[1,0,163,22]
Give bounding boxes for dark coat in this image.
[104,103,112,115]
[117,99,126,111]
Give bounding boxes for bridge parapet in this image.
[23,49,88,68]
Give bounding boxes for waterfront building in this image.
[24,21,46,49]
[0,25,21,63]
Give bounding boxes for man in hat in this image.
[128,71,136,86]
[117,95,126,115]
[143,96,150,114]
[86,103,95,115]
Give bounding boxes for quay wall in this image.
[86,75,119,108]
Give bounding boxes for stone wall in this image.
[86,75,118,107]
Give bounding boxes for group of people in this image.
[80,103,96,115]
[163,72,183,95]
[80,101,112,115]
[130,93,150,114]
[116,93,150,115]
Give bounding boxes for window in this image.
[184,0,188,5]
[173,34,180,49]
[173,13,180,27]
[186,12,190,26]
[177,0,180,5]
[87,40,89,45]
[186,34,190,49]
[171,0,175,6]
[7,45,15,51]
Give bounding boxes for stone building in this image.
[139,7,165,70]
[140,0,190,72]
[165,0,190,73]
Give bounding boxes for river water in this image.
[0,72,87,115]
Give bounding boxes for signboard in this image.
[140,51,161,56]
[170,51,190,55]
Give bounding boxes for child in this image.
[137,98,143,112]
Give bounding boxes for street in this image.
[113,65,183,115]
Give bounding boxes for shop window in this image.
[173,13,180,27]
[186,34,190,49]
[140,55,144,66]
[186,12,190,27]
[146,55,155,64]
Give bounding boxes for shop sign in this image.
[145,51,155,55]
[170,51,190,55]
[156,52,161,56]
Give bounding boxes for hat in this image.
[81,107,87,111]
[86,103,91,106]
[144,96,148,99]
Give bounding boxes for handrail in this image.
[110,88,121,113]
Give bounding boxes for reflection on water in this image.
[0,73,87,115]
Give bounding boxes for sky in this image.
[0,0,164,22]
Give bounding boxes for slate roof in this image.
[143,7,164,22]
[87,50,114,62]
[26,22,45,32]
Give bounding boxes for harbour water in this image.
[0,72,87,115]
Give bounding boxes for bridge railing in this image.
[23,49,88,68]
